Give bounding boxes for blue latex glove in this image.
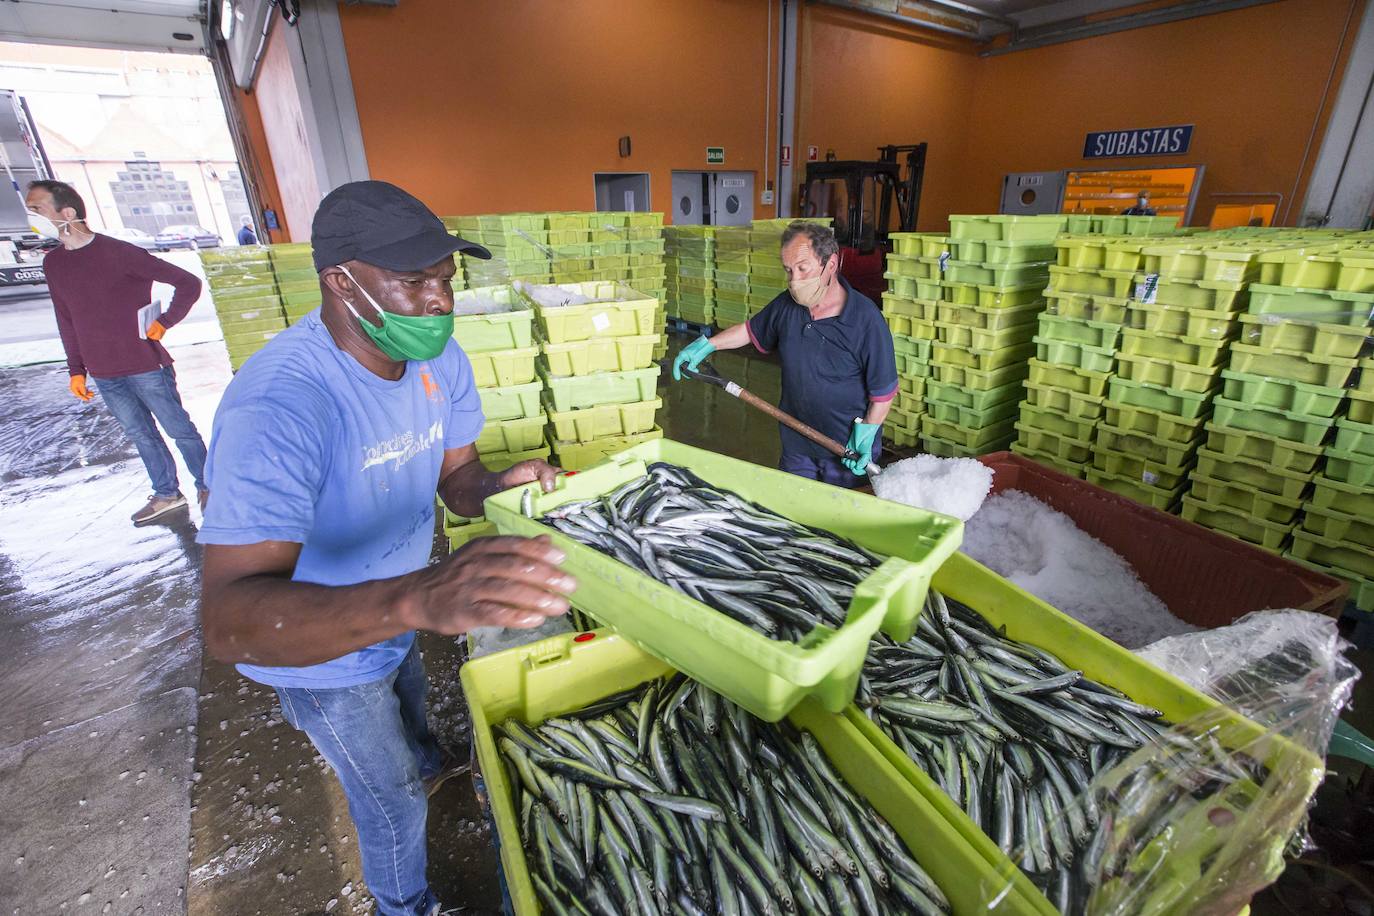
[672,334,716,381]
[843,421,880,475]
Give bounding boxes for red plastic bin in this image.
[977,451,1348,626]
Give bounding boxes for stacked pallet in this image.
[451,213,553,288]
[712,227,751,328]
[269,243,322,325]
[747,219,792,319]
[664,225,716,327]
[523,281,664,471]
[586,213,668,359]
[879,232,942,448]
[199,246,287,372]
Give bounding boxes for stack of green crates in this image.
[523,280,664,470]
[664,226,716,326]
[268,242,322,325]
[451,213,553,288]
[928,215,1060,458]
[200,246,287,372]
[713,227,751,328]
[879,232,945,448]
[587,213,667,359]
[747,219,793,319]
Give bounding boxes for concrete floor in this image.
[2,290,1371,914]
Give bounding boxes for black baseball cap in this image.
[311,180,489,272]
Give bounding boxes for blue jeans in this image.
[274,642,444,916]
[780,442,880,489]
[93,366,207,498]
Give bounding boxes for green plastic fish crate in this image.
[926,377,1022,412]
[987,214,1068,241]
[1054,237,1106,270]
[924,396,1019,428]
[1023,379,1105,419]
[485,439,963,720]
[1096,423,1199,466]
[1324,448,1374,487]
[887,253,941,279]
[887,232,927,256]
[947,215,1000,240]
[1091,444,1192,488]
[1014,422,1092,462]
[1120,329,1228,368]
[982,240,1056,265]
[1107,376,1216,419]
[1086,467,1187,510]
[1115,353,1225,393]
[1125,301,1239,340]
[1349,390,1374,425]
[1335,417,1374,458]
[1255,245,1340,287]
[1246,283,1374,326]
[1032,337,1116,373]
[1017,403,1099,442]
[1103,241,1148,272]
[931,359,1029,391]
[220,313,288,338]
[893,334,934,363]
[478,381,543,421]
[1026,358,1110,397]
[940,281,979,305]
[467,346,540,388]
[895,387,925,414]
[1046,266,1134,298]
[934,300,1041,330]
[1218,370,1345,417]
[1311,473,1374,517]
[882,293,940,322]
[1010,442,1086,478]
[915,278,945,299]
[1036,313,1122,349]
[933,319,1035,351]
[539,335,657,376]
[1203,422,1324,474]
[977,283,1043,309]
[1103,401,1207,444]
[1301,505,1374,551]
[944,260,1049,287]
[1147,277,1247,312]
[474,416,547,455]
[922,416,1016,448]
[1189,474,1305,524]
[896,354,933,379]
[527,283,659,343]
[549,426,664,471]
[1212,397,1337,446]
[1338,252,1374,293]
[544,396,661,443]
[931,340,1032,371]
[921,235,952,258]
[447,520,499,552]
[883,274,918,299]
[1193,447,1314,499]
[1236,314,1370,359]
[453,291,536,351]
[539,365,659,411]
[885,405,921,434]
[948,239,985,261]
[889,427,921,448]
[1181,496,1294,554]
[463,631,1036,916]
[1285,554,1374,613]
[885,312,937,340]
[1044,290,1120,323]
[1289,530,1374,579]
[919,432,1011,458]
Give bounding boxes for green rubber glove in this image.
[844,420,880,475]
[672,334,716,381]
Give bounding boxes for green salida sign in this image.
[706,147,724,164]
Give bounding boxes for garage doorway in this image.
[593,172,651,212]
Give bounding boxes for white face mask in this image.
[28,210,70,240]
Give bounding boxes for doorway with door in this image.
[670,171,754,225]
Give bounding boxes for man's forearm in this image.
[864,398,893,427]
[438,459,505,518]
[203,573,416,667]
[712,322,753,351]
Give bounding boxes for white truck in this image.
[0,88,53,287]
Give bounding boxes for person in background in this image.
[27,179,209,525]
[236,216,258,246]
[1123,190,1157,216]
[198,180,575,916]
[671,221,897,487]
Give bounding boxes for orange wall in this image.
[337,0,780,221]
[959,0,1364,225]
[798,6,980,231]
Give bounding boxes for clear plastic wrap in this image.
[980,610,1358,915]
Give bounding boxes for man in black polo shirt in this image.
[673,221,897,487]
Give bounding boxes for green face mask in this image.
[339,265,453,362]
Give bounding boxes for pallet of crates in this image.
[1175,258,1364,553]
[879,233,941,449]
[200,246,287,371]
[459,213,553,288]
[521,280,663,471]
[664,226,716,329]
[713,226,751,329]
[269,242,323,325]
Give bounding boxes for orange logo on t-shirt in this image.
[420,368,441,402]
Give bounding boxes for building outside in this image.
[0,42,248,244]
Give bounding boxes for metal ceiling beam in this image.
[979,0,1283,56]
[809,0,988,42]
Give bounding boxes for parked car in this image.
[154,225,221,250]
[108,227,163,251]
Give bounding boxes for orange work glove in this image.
[69,374,93,402]
[145,320,166,342]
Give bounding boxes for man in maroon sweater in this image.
[28,179,209,525]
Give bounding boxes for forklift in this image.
[797,143,927,303]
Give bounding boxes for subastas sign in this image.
[1083,125,1193,159]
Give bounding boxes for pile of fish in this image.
[535,462,884,643]
[497,675,951,915]
[859,590,1173,913]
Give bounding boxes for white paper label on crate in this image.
[938,252,950,273]
[1141,470,1159,486]
[591,312,611,333]
[1135,272,1160,305]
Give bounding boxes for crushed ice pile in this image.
[962,490,1198,649]
[871,454,994,522]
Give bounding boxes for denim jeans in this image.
[779,441,880,489]
[274,642,444,916]
[93,366,207,498]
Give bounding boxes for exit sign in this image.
[706,147,724,164]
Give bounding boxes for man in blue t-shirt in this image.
[197,181,575,916]
[671,221,897,487]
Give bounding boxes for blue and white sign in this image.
[1083,125,1192,159]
